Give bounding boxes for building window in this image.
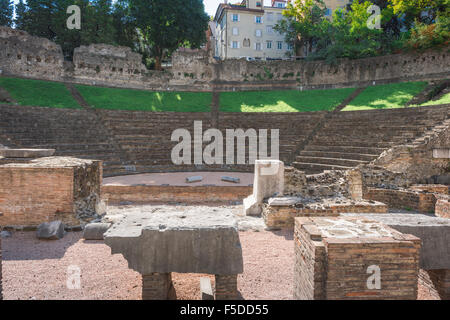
[266,26,274,34]
[287,43,294,50]
[255,29,262,37]
[276,13,282,21]
[277,41,283,50]
[255,16,262,24]
[255,43,262,51]
[256,1,262,7]
[232,41,239,49]
[232,14,239,22]
[232,27,239,36]
[325,9,332,16]
[243,38,251,47]
[267,12,273,21]
[267,41,272,49]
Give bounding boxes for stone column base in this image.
[215,274,238,300]
[142,273,173,300]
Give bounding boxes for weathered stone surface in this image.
[344,213,450,270]
[200,277,214,300]
[222,176,240,184]
[0,148,55,158]
[83,223,111,240]
[244,160,284,216]
[185,176,203,183]
[264,196,387,229]
[36,221,65,240]
[104,208,244,275]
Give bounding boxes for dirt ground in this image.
[1,229,294,300]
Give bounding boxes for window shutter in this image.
[238,14,240,22]
[238,42,240,49]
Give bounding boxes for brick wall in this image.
[435,196,450,218]
[102,185,252,205]
[427,269,450,300]
[0,158,102,227]
[294,217,421,300]
[364,188,438,213]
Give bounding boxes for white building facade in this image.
[213,0,293,60]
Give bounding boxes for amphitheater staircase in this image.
[292,105,450,174]
[0,104,126,176]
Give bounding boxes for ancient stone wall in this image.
[435,195,450,218]
[1,26,449,91]
[0,157,102,227]
[364,187,437,213]
[213,48,450,90]
[0,26,64,80]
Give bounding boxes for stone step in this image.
[305,145,386,154]
[292,161,354,174]
[295,156,368,167]
[298,150,379,161]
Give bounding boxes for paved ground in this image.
[103,172,254,187]
[2,229,293,300]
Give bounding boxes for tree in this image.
[274,0,327,56]
[0,0,13,27]
[389,0,448,26]
[128,0,209,70]
[112,0,138,49]
[13,0,118,59]
[14,0,28,30]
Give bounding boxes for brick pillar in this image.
[142,273,172,300]
[215,274,238,300]
[428,269,450,300]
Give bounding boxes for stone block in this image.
[104,207,243,275]
[186,176,203,183]
[244,160,284,216]
[294,216,421,300]
[0,148,55,158]
[200,277,214,300]
[344,213,450,270]
[83,223,111,240]
[222,176,240,184]
[36,221,65,240]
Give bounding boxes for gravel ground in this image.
[1,229,293,300]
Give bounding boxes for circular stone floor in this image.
[103,172,254,187]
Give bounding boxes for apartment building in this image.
[212,0,351,60]
[213,0,292,60]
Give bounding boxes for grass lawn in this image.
[342,81,427,111]
[0,77,80,108]
[219,88,355,112]
[76,85,212,112]
[420,92,450,106]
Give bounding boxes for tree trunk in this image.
[155,55,162,71]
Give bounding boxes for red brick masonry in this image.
[294,217,421,300]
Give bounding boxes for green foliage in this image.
[75,85,211,112]
[342,81,427,111]
[0,77,80,108]
[0,0,13,27]
[14,0,118,59]
[406,14,450,49]
[219,88,355,112]
[128,0,209,70]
